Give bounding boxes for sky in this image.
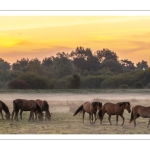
[0,16,150,65]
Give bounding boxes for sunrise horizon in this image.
[0,16,150,65]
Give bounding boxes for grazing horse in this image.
[73,102,102,124]
[35,99,51,121]
[129,105,150,127]
[0,100,10,120]
[19,99,52,121]
[11,99,43,121]
[99,102,131,126]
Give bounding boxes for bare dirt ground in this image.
[0,92,150,134]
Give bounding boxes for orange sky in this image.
[0,16,150,65]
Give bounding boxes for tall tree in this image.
[136,60,149,70]
[52,52,76,78]
[95,48,118,63]
[120,59,136,71]
[12,58,29,71]
[0,58,10,70]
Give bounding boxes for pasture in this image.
[0,89,150,134]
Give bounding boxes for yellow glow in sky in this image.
[0,16,150,65]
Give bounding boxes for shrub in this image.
[8,79,31,89]
[134,82,143,89]
[119,84,129,89]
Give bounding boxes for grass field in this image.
[0,89,150,134]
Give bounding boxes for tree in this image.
[95,48,118,63]
[26,58,44,75]
[70,47,99,71]
[42,56,54,69]
[0,58,10,70]
[52,52,76,78]
[136,60,149,70]
[120,59,136,71]
[69,74,81,89]
[12,58,29,71]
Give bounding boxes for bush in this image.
[18,72,49,89]
[8,79,31,89]
[134,82,143,89]
[119,84,129,89]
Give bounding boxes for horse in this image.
[35,99,51,121]
[11,99,43,121]
[19,99,52,121]
[0,100,10,120]
[129,105,150,127]
[99,102,131,126]
[73,101,102,124]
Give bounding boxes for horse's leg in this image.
[28,111,33,121]
[116,115,118,126]
[20,110,23,120]
[15,110,19,121]
[35,111,37,120]
[11,110,15,121]
[100,112,105,125]
[108,115,112,125]
[0,111,4,120]
[82,111,85,123]
[93,112,97,123]
[147,119,150,128]
[119,114,125,126]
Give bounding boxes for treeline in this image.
[0,47,150,89]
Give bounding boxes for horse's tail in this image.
[98,109,103,120]
[73,105,83,116]
[129,110,134,123]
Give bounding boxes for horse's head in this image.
[92,102,102,110]
[125,102,131,113]
[38,113,44,121]
[46,112,52,121]
[5,112,10,120]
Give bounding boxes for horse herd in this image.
[0,99,150,128]
[0,99,51,122]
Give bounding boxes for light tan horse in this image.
[73,102,102,124]
[129,105,150,127]
[99,102,131,126]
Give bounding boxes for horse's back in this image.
[102,102,118,114]
[83,102,92,113]
[133,105,150,117]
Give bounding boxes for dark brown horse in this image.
[99,102,131,126]
[129,105,150,127]
[11,99,43,121]
[0,100,10,120]
[35,99,51,121]
[73,102,102,124]
[19,99,52,121]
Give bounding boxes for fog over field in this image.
[0,93,150,102]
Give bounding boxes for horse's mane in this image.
[0,100,10,113]
[43,101,49,110]
[117,102,125,107]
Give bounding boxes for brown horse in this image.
[19,99,52,121]
[11,99,43,121]
[0,100,10,120]
[73,102,102,124]
[35,99,51,121]
[99,102,131,126]
[129,105,150,127]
